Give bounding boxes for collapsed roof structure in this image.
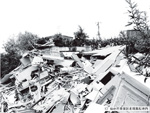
[0,45,150,113]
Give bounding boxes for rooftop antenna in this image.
[97,22,101,40]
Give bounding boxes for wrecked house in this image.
[0,45,150,113]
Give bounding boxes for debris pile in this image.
[1,46,150,113]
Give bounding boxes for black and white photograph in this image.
[0,0,150,113]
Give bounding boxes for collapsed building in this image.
[0,45,150,113]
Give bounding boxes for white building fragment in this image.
[0,45,150,113]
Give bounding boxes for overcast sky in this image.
[0,0,150,52]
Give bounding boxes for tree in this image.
[36,37,49,44]
[125,0,150,82]
[126,0,149,38]
[1,52,21,78]
[1,31,40,78]
[17,31,40,53]
[3,31,40,54]
[91,38,99,49]
[125,0,150,53]
[64,38,72,47]
[53,33,64,47]
[3,38,18,54]
[2,38,21,78]
[73,26,89,46]
[84,39,91,46]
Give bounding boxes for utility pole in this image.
[97,22,101,40]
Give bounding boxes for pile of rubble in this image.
[1,46,150,113]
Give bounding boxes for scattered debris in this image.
[1,45,150,113]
